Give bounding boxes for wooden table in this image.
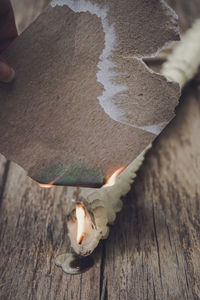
[1,1,200,299]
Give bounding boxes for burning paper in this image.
[0,0,180,187]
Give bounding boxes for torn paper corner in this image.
[0,0,180,187]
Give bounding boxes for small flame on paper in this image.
[38,183,53,188]
[104,167,125,187]
[38,174,64,188]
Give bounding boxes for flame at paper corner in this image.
[38,183,53,188]
[38,178,57,188]
[104,167,125,187]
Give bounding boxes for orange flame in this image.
[38,183,53,188]
[76,204,85,244]
[39,167,125,189]
[38,178,56,188]
[104,167,125,187]
[38,171,68,189]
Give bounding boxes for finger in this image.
[0,58,15,83]
[0,0,18,53]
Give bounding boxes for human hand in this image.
[0,57,15,83]
[0,0,18,83]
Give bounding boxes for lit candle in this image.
[76,204,85,244]
[56,145,150,269]
[55,146,150,274]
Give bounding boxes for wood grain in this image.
[102,85,200,300]
[1,0,200,299]
[0,162,103,300]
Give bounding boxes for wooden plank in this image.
[102,86,200,299]
[0,162,102,299]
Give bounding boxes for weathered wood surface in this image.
[1,0,200,299]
